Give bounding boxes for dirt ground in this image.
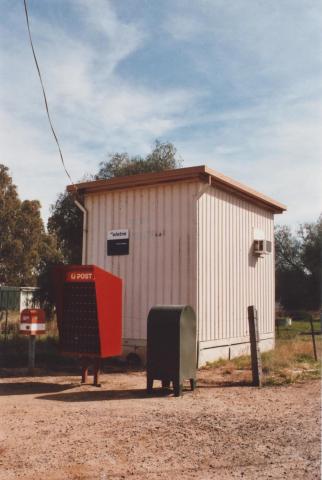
[0,368,320,480]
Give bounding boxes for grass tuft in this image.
[203,320,321,386]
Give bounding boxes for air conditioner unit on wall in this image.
[253,239,272,256]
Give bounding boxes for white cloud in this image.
[0,0,321,229]
[177,90,322,226]
[164,0,322,94]
[0,0,201,221]
[73,0,146,70]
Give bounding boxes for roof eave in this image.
[67,165,286,214]
[204,166,286,214]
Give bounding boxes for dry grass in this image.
[261,338,321,385]
[204,334,321,386]
[0,310,20,335]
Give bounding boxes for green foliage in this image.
[35,235,64,313]
[275,215,322,310]
[276,320,320,338]
[96,140,181,179]
[0,164,21,284]
[0,165,60,287]
[275,224,303,271]
[47,192,83,264]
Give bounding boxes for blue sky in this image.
[0,0,321,226]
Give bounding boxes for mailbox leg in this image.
[28,335,36,374]
[93,358,101,387]
[190,379,196,391]
[147,376,153,393]
[81,358,89,384]
[162,380,170,389]
[174,381,182,397]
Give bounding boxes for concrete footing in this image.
[122,336,275,368]
[198,337,274,367]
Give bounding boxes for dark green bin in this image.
[146,305,197,396]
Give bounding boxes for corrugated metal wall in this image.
[197,186,275,345]
[85,181,199,340]
[85,179,275,347]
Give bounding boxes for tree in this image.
[0,164,61,287]
[47,192,83,264]
[96,140,181,179]
[275,216,322,310]
[298,218,322,309]
[13,199,47,285]
[0,165,21,284]
[35,233,64,312]
[48,140,182,264]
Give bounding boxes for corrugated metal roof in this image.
[68,165,286,213]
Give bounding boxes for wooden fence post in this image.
[28,335,36,374]
[309,315,318,361]
[248,306,263,387]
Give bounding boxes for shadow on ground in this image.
[0,364,144,379]
[36,387,178,402]
[0,377,253,400]
[36,380,252,402]
[0,382,78,395]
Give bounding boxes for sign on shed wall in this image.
[107,229,129,256]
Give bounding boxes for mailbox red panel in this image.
[52,265,122,358]
[20,309,46,335]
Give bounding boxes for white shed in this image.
[69,165,286,366]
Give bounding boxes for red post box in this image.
[20,309,46,335]
[52,265,122,385]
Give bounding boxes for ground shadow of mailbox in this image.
[146,305,197,397]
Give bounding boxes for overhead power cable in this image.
[23,0,76,191]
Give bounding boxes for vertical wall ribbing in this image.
[85,181,199,340]
[197,187,275,342]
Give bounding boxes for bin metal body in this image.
[146,305,197,396]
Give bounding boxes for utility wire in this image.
[23,0,77,191]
